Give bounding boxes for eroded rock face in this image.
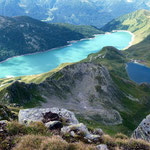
[18,108,79,125]
[132,114,150,142]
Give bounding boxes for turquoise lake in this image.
[0,31,132,78]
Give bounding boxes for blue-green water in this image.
[0,31,132,78]
[127,63,150,84]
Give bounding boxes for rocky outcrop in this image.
[19,107,103,144]
[132,114,150,142]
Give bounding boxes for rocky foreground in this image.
[1,106,150,150]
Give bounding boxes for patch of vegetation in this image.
[6,121,51,136]
[54,72,64,81]
[13,135,96,150]
[53,23,104,38]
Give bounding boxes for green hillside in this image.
[125,35,150,66]
[102,9,150,44]
[0,16,103,62]
[102,9,150,66]
[52,23,101,38]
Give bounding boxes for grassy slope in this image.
[102,9,150,44]
[125,34,150,66]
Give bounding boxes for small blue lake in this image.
[127,62,150,84]
[0,31,132,78]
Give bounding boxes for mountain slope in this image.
[102,9,150,66]
[125,34,150,66]
[1,47,150,135]
[102,9,150,44]
[0,0,150,27]
[0,16,102,62]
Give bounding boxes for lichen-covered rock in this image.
[18,108,79,125]
[61,123,101,143]
[132,114,150,142]
[93,128,104,136]
[96,144,108,150]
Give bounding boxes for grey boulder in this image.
[96,144,108,150]
[19,107,79,125]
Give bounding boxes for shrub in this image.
[115,138,150,150]
[114,133,128,140]
[6,121,27,135]
[13,135,96,150]
[103,135,117,150]
[6,121,51,136]
[70,142,96,150]
[13,135,45,150]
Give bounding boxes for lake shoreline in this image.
[0,30,133,64]
[0,34,103,64]
[112,30,135,50]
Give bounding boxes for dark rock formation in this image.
[0,105,17,121]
